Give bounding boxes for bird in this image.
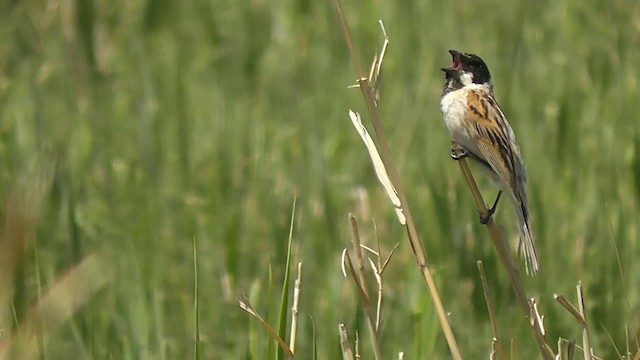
[439,49,540,276]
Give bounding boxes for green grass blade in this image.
[276,196,297,359]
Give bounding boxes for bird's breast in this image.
[440,89,472,144]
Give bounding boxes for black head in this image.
[441,49,492,88]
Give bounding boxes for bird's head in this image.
[441,49,492,88]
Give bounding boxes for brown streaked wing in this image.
[465,89,519,190]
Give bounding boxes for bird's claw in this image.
[479,209,495,224]
[450,144,468,160]
[479,191,503,225]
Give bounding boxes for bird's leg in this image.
[479,191,502,224]
[450,143,468,160]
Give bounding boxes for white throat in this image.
[460,72,474,86]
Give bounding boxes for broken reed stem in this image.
[457,158,555,359]
[289,262,302,354]
[348,216,382,360]
[554,294,583,325]
[554,283,593,359]
[577,283,593,360]
[338,324,355,360]
[332,1,462,358]
[477,261,505,360]
[350,215,371,303]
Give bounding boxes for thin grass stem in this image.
[478,261,505,360]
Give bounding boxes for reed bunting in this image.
[440,49,540,275]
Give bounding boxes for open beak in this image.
[441,49,462,73]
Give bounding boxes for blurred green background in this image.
[1,0,639,358]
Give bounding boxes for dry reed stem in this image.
[365,256,383,332]
[554,283,595,359]
[289,262,302,354]
[367,240,398,331]
[345,216,382,359]
[372,224,384,330]
[577,283,593,359]
[331,1,462,358]
[554,294,583,325]
[566,339,576,360]
[477,261,506,360]
[556,338,564,359]
[350,215,372,304]
[356,223,398,332]
[557,338,576,360]
[339,324,355,360]
[457,158,555,359]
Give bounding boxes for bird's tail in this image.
[516,203,540,276]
